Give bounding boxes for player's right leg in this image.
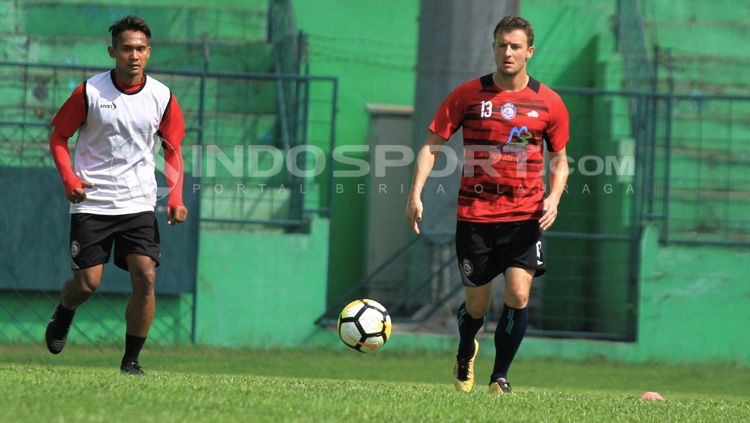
[453,285,491,392]
[46,265,103,354]
[453,221,499,392]
[46,213,114,354]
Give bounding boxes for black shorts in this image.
[69,212,160,271]
[456,219,545,287]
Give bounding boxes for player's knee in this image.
[73,275,100,294]
[505,289,528,309]
[465,299,490,318]
[130,267,156,293]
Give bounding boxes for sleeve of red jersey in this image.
[49,83,87,196]
[545,92,570,152]
[160,94,186,208]
[428,84,470,140]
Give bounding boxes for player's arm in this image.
[406,83,468,234]
[540,148,569,231]
[49,83,94,204]
[540,90,570,231]
[159,94,188,225]
[405,132,450,234]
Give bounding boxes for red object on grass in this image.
[640,391,665,401]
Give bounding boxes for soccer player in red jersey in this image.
[45,16,188,375]
[406,16,570,393]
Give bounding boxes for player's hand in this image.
[539,197,559,231]
[68,180,94,204]
[405,198,423,234]
[167,205,188,225]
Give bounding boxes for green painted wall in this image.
[195,218,329,347]
[523,0,614,87]
[292,0,420,306]
[192,0,422,346]
[634,225,750,363]
[520,0,637,335]
[641,0,750,244]
[525,224,750,365]
[1,1,270,69]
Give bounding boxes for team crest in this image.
[500,102,516,120]
[461,259,474,277]
[71,240,80,258]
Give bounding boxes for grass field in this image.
[1,343,749,422]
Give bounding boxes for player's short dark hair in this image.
[109,16,151,46]
[493,16,534,47]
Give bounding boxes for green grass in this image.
[1,343,749,422]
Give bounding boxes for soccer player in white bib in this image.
[45,16,188,375]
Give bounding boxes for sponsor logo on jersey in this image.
[99,103,117,109]
[500,102,516,120]
[506,125,531,145]
[527,110,539,118]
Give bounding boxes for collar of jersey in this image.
[110,69,148,95]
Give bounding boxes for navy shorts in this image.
[455,219,545,287]
[69,211,160,271]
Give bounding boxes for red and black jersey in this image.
[429,74,569,223]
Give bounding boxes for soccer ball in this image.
[337,299,392,353]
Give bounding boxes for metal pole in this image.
[626,100,643,342]
[661,49,674,245]
[198,36,208,148]
[328,80,338,216]
[615,0,622,52]
[323,78,338,310]
[298,33,313,220]
[191,35,210,345]
[645,45,659,220]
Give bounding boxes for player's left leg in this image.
[113,212,160,375]
[489,266,534,393]
[121,253,156,375]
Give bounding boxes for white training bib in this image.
[71,70,171,215]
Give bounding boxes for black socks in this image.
[491,303,529,381]
[457,302,485,358]
[55,302,76,323]
[122,334,147,365]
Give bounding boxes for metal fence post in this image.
[661,49,674,245]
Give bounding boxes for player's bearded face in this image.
[493,29,534,76]
[109,30,151,79]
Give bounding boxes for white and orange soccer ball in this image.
[337,299,392,353]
